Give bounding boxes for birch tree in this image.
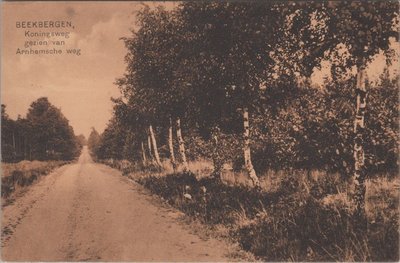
[149,125,162,167]
[111,97,151,164]
[141,141,147,165]
[333,1,397,217]
[119,7,191,170]
[178,2,285,186]
[277,1,398,214]
[168,117,177,171]
[176,117,188,170]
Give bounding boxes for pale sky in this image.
[1,1,175,138]
[1,2,398,138]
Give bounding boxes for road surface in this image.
[1,147,233,261]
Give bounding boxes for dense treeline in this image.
[90,1,399,215]
[1,97,83,162]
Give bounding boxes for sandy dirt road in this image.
[1,147,233,261]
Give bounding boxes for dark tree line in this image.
[91,1,399,216]
[1,97,83,162]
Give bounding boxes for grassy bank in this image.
[139,173,398,261]
[1,160,69,200]
[101,159,399,261]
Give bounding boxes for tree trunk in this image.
[176,118,188,171]
[29,144,32,160]
[211,126,223,180]
[168,118,177,171]
[353,63,368,217]
[147,133,154,161]
[12,132,16,156]
[141,141,147,166]
[17,135,21,156]
[149,125,162,167]
[243,107,260,187]
[24,137,27,159]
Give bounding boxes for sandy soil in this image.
[1,147,233,261]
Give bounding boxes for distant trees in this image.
[94,2,398,215]
[1,105,19,162]
[87,127,101,156]
[1,97,81,162]
[76,134,87,147]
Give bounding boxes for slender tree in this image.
[168,117,177,171]
[325,1,399,217]
[149,125,162,167]
[176,117,188,171]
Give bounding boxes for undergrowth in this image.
[136,171,399,261]
[1,161,68,199]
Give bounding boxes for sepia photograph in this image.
[1,1,399,261]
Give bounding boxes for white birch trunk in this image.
[243,107,260,187]
[141,141,147,165]
[353,63,368,216]
[211,126,223,179]
[149,125,162,167]
[147,133,154,160]
[168,118,177,171]
[176,118,189,171]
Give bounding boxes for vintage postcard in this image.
[1,1,399,262]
